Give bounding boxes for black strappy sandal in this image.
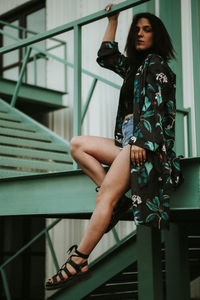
[45,245,91,290]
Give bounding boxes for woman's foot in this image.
[45,245,91,290]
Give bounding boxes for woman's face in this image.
[135,18,153,51]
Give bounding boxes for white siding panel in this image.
[45,0,136,287]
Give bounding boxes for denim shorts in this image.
[122,115,134,147]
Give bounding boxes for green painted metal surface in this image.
[0,0,150,55]
[47,233,137,300]
[0,145,72,162]
[0,99,70,147]
[0,99,73,178]
[0,135,68,152]
[0,127,52,141]
[0,157,199,216]
[160,0,183,108]
[11,47,32,107]
[191,0,200,156]
[170,157,200,210]
[0,21,68,96]
[0,79,65,109]
[164,224,190,300]
[1,269,11,300]
[0,111,21,122]
[0,218,61,298]
[137,226,164,300]
[81,78,97,124]
[0,119,36,131]
[73,25,82,138]
[0,170,96,216]
[159,0,187,157]
[0,156,72,172]
[0,169,39,179]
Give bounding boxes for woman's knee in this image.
[95,185,119,210]
[70,136,84,157]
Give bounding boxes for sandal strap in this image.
[67,244,89,259]
[57,270,65,282]
[52,274,58,285]
[75,248,89,259]
[62,265,72,278]
[67,257,88,273]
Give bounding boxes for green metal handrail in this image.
[0,19,65,47]
[0,23,68,92]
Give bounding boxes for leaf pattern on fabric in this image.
[97,42,184,230]
[143,119,152,132]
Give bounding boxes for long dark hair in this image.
[124,12,175,67]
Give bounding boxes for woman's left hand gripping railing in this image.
[0,218,61,300]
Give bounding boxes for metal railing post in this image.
[81,78,97,124]
[10,46,32,107]
[64,42,68,93]
[73,25,82,137]
[0,269,12,300]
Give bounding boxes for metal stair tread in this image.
[0,127,52,142]
[0,155,73,172]
[0,107,9,113]
[0,136,69,152]
[0,119,37,132]
[0,169,39,179]
[0,145,72,163]
[0,111,21,122]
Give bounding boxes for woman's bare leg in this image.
[78,144,131,254]
[48,143,131,283]
[70,136,121,187]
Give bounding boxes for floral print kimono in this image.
[97,41,183,229]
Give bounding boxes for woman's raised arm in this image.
[103,4,119,42]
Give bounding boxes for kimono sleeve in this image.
[128,58,172,151]
[96,41,128,79]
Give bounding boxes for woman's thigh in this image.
[71,135,121,166]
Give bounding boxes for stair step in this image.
[0,136,68,152]
[0,107,9,113]
[0,155,73,172]
[0,112,21,122]
[85,291,138,300]
[0,119,36,132]
[0,145,72,163]
[0,169,39,179]
[0,127,52,142]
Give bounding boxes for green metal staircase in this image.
[0,0,200,299]
[47,226,200,300]
[0,98,73,179]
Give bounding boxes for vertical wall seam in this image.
[181,0,197,156]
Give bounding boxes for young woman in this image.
[46,4,182,290]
